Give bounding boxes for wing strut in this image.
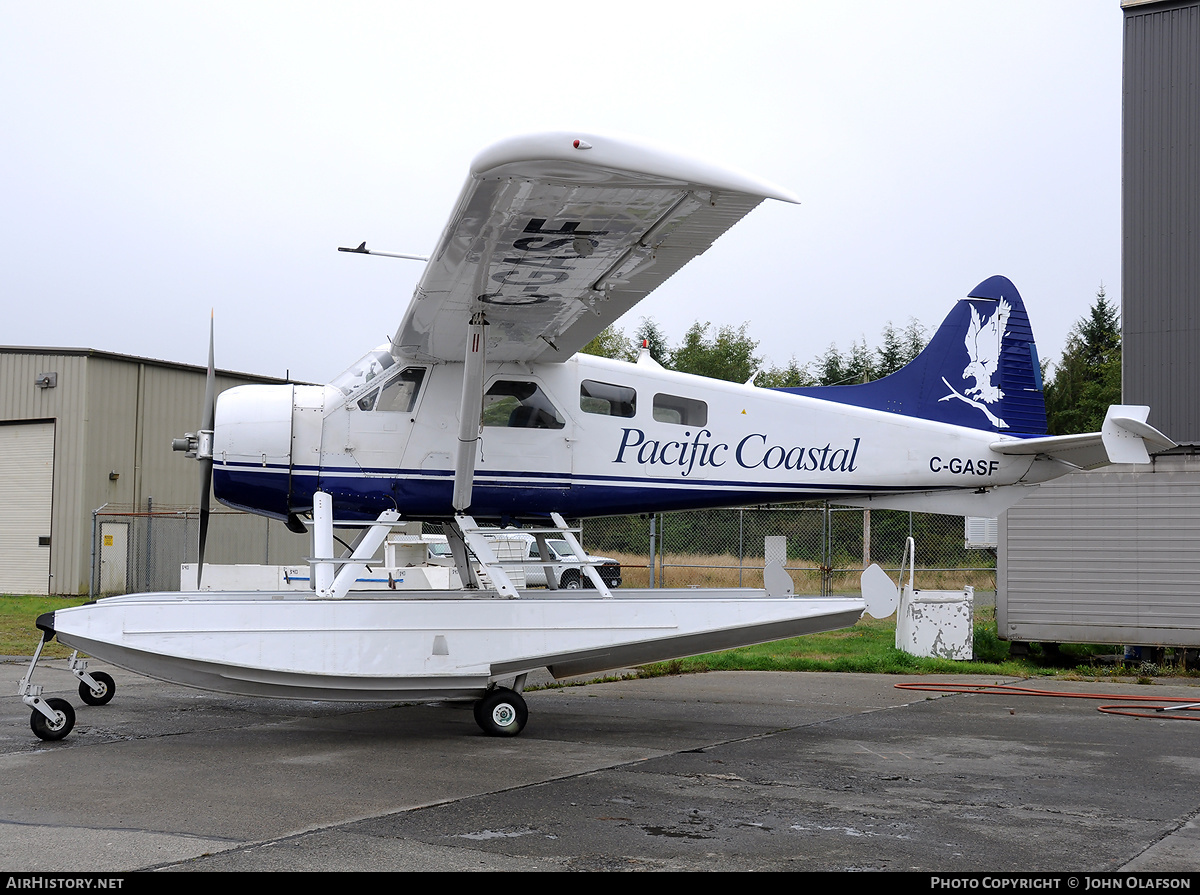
[452,312,487,512]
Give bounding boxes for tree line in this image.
[582,317,930,389]
[583,285,1120,436]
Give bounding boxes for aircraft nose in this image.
[212,384,294,468]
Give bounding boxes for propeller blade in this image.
[201,314,215,432]
[197,457,212,587]
[196,315,216,589]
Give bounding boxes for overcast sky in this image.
[1,2,1123,385]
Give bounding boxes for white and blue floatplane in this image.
[20,132,1171,739]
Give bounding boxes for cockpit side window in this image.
[355,366,427,412]
[482,380,565,429]
[377,367,426,412]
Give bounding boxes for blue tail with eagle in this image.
[777,276,1047,437]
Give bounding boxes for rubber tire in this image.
[79,671,116,706]
[30,698,75,741]
[475,688,528,737]
[560,571,581,589]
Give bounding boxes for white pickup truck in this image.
[492,533,623,590]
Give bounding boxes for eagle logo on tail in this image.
[939,299,1011,428]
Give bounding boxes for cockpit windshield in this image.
[331,347,395,396]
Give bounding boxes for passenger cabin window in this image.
[356,367,427,412]
[580,380,636,418]
[653,393,708,426]
[482,380,565,429]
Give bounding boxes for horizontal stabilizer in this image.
[989,406,1174,470]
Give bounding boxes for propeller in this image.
[197,315,216,587]
[172,314,217,589]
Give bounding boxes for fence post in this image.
[146,496,154,592]
[821,502,830,596]
[738,508,745,587]
[659,513,666,587]
[89,504,108,600]
[649,514,656,589]
[863,508,870,569]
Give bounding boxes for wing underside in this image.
[392,132,797,365]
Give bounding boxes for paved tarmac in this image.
[2,656,1199,872]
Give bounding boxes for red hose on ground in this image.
[894,681,1200,720]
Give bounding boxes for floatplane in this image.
[20,132,1172,739]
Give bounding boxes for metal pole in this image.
[822,502,831,597]
[738,508,744,587]
[649,514,656,589]
[146,495,153,592]
[89,503,109,600]
[658,513,665,588]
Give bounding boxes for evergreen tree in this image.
[633,317,670,365]
[756,356,815,388]
[876,322,906,377]
[1043,286,1121,435]
[580,325,635,361]
[844,337,874,384]
[902,318,927,365]
[668,321,761,383]
[816,343,847,386]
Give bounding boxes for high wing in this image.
[392,132,799,365]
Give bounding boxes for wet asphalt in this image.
[2,657,1199,872]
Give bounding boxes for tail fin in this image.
[781,276,1047,436]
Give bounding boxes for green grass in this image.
[0,594,90,657]
[637,605,1194,680]
[637,607,1020,677]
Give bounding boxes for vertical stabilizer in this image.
[779,276,1047,436]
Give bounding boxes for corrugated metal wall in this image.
[0,348,308,594]
[1122,0,1200,444]
[999,452,1200,646]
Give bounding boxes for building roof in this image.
[0,345,300,385]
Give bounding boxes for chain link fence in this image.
[577,504,996,596]
[92,502,995,597]
[91,504,305,596]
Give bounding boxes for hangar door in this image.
[0,421,54,594]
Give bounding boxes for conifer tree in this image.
[1043,286,1121,434]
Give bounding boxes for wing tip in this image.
[471,131,799,204]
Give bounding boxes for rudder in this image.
[779,276,1047,436]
